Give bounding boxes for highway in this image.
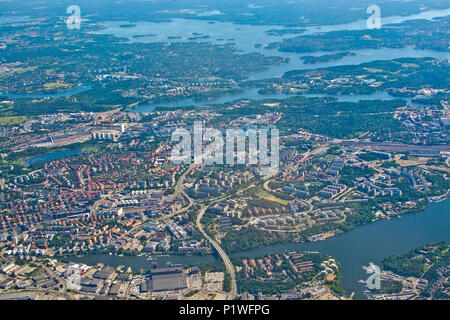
[174,164,198,197]
[156,189,195,221]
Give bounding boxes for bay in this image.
[70,198,450,299]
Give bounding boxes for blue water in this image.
[0,16,31,25]
[102,9,450,111]
[96,8,450,55]
[131,88,421,111]
[131,104,158,113]
[131,88,292,111]
[233,199,450,299]
[7,8,450,298]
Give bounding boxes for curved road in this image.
[196,205,237,300]
[174,164,197,197]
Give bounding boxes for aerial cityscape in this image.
[0,0,448,305]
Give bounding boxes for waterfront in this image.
[70,198,450,299]
[70,10,450,299]
[97,8,450,81]
[96,8,450,56]
[1,0,449,303]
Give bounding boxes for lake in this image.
[4,9,448,108]
[131,88,422,111]
[131,88,292,111]
[96,8,450,112]
[7,7,449,298]
[0,16,32,25]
